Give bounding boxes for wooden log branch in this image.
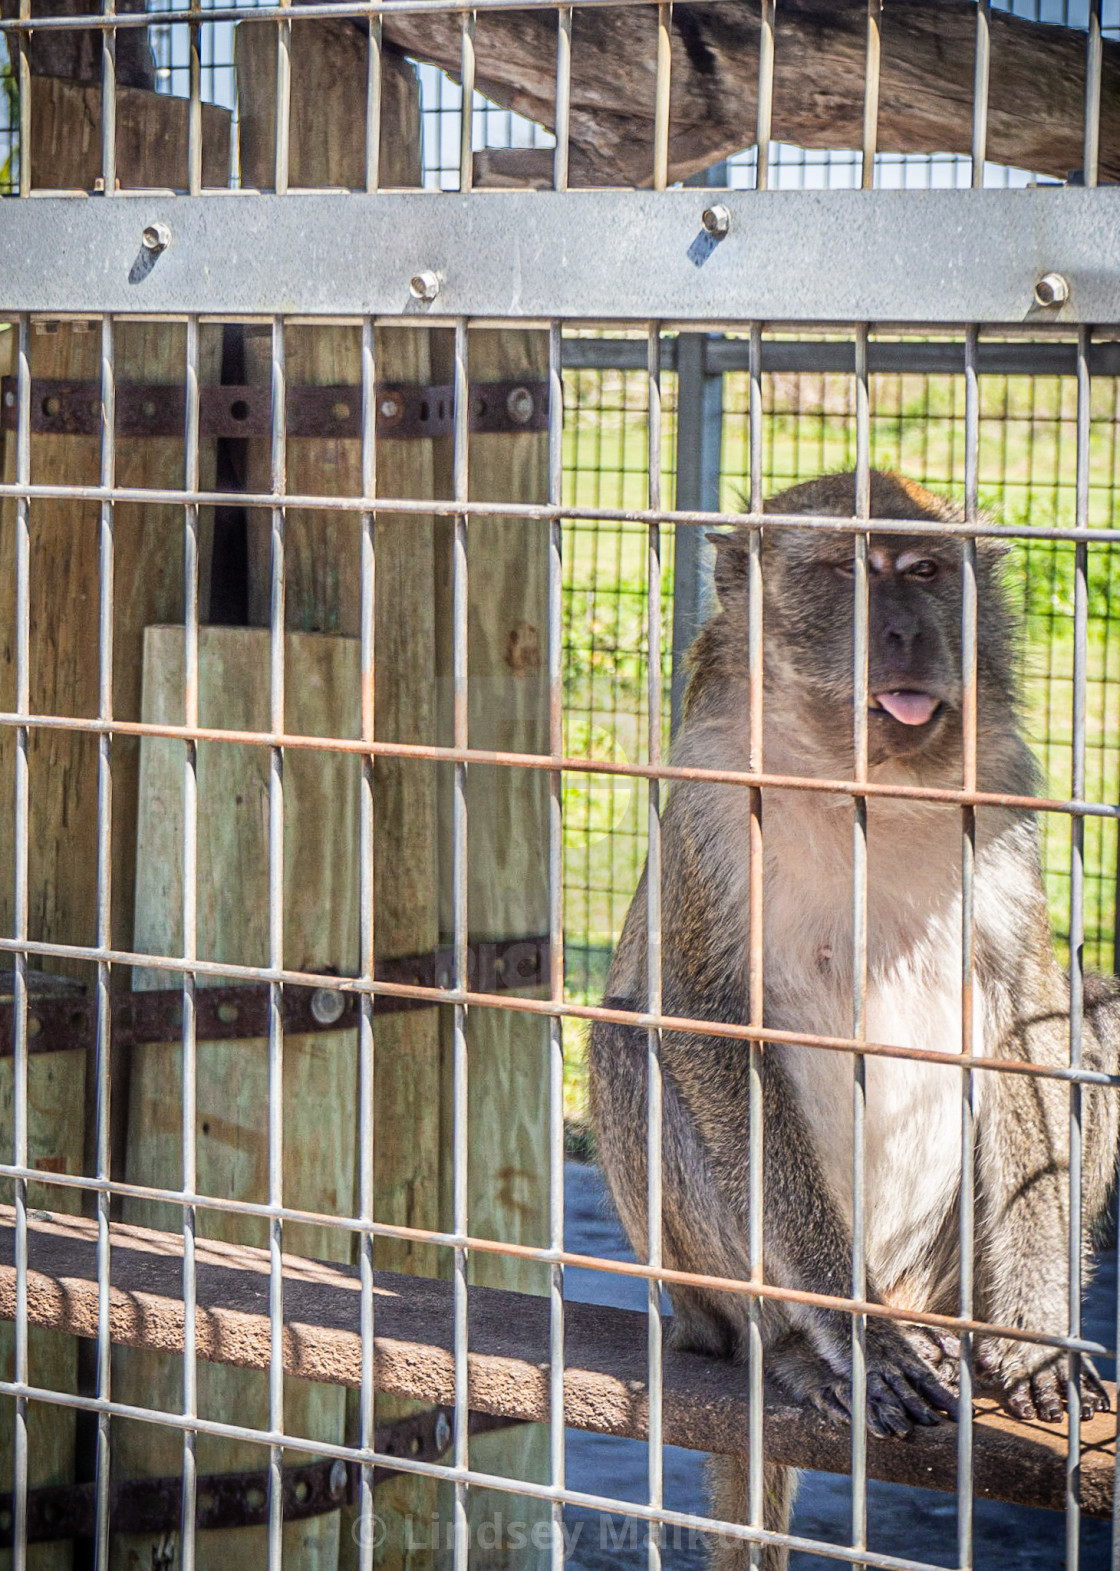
[0,1206,1113,1519]
[373,0,1119,187]
[0,0,154,90]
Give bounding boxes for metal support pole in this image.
[670,335,723,733]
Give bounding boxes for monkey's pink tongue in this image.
[875,690,938,726]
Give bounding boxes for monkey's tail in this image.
[705,1455,796,1571]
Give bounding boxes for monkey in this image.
[588,471,1120,1569]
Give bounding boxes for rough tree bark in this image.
[0,0,153,91]
[379,0,1118,187]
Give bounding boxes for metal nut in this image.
[141,221,171,255]
[310,986,346,1026]
[506,385,535,425]
[1034,272,1069,308]
[701,203,731,239]
[409,270,441,303]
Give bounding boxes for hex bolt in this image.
[409,269,441,303]
[1034,272,1069,308]
[328,1460,349,1499]
[141,221,171,255]
[310,986,346,1026]
[433,1410,452,1454]
[701,203,732,240]
[506,385,535,425]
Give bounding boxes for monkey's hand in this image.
[980,1340,1111,1423]
[770,1321,959,1440]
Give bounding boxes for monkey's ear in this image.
[976,534,1012,562]
[708,529,750,606]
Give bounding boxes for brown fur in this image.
[589,471,1120,1570]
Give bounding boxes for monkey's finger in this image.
[904,1367,961,1421]
[1029,1366,1063,1424]
[865,1376,915,1439]
[810,1384,852,1427]
[880,1371,941,1426]
[931,1330,962,1363]
[909,1327,961,1368]
[1081,1358,1110,1416]
[1004,1375,1039,1422]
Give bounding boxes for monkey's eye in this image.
[906,559,939,580]
[832,562,855,579]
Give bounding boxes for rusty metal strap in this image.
[0,936,549,1058]
[0,1408,519,1545]
[0,378,549,440]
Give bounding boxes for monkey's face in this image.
[763,529,973,772]
[701,475,1017,779]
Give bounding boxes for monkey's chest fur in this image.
[775,936,979,1296]
[762,791,983,1298]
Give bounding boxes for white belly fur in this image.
[777,922,981,1293]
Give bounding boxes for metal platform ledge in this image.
[0,1206,1112,1517]
[1,189,1119,324]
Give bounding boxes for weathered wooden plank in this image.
[235,29,445,1567]
[113,626,361,1571]
[375,0,1120,188]
[0,1206,1113,1523]
[27,74,231,190]
[0,85,229,1571]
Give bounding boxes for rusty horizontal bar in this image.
[0,1153,1111,1363]
[0,1207,1111,1519]
[2,936,1116,1092]
[0,939,548,1058]
[0,709,1114,825]
[1,478,1118,549]
[0,378,548,440]
[0,1408,518,1544]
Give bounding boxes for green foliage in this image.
[0,55,16,192]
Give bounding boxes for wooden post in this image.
[121,22,443,1569]
[432,327,553,1560]
[0,85,229,1570]
[113,625,362,1570]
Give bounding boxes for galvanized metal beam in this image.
[564,337,1120,376]
[2,190,1118,323]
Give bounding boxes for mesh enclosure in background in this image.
[720,357,1120,977]
[1,0,1117,1057]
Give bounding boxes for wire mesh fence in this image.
[0,0,1119,1567]
[1,7,1118,1011]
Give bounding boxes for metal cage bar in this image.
[957,15,990,1560]
[267,313,288,1571]
[547,316,566,1571]
[645,318,665,1571]
[451,313,471,1571]
[850,321,872,1570]
[180,310,203,1571]
[100,0,117,195]
[357,309,379,1569]
[553,6,572,192]
[755,0,774,192]
[1067,320,1092,1571]
[10,312,32,1571]
[93,307,116,1571]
